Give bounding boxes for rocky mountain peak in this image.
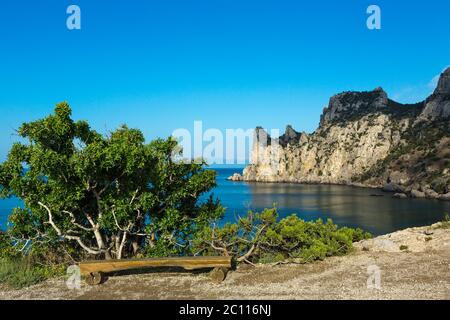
[285,124,297,136]
[279,125,301,146]
[320,87,388,126]
[280,125,300,145]
[433,67,450,95]
[254,126,271,145]
[418,67,450,121]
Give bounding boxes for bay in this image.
[211,168,450,236]
[1,167,449,236]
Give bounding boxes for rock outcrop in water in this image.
[227,173,244,181]
[243,68,450,200]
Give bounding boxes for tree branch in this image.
[62,210,93,231]
[38,202,103,255]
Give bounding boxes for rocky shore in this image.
[243,68,450,201]
[381,182,450,201]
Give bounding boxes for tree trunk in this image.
[131,240,139,255]
[92,227,112,260]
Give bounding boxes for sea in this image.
[1,167,449,235]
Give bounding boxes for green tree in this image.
[0,103,223,260]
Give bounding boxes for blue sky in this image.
[0,0,449,162]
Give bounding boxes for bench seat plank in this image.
[79,256,232,275]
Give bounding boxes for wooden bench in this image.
[79,256,233,285]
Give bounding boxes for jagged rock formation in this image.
[243,68,450,200]
[418,68,450,121]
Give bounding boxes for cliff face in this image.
[243,68,450,200]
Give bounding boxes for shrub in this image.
[192,208,371,264]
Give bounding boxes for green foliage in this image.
[262,215,370,263]
[0,232,16,259]
[0,103,223,260]
[193,208,371,264]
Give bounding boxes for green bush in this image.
[262,216,370,263]
[193,208,371,264]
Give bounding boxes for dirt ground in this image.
[1,223,450,300]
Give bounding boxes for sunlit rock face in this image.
[434,67,450,95]
[244,71,450,199]
[418,67,450,121]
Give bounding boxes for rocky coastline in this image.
[243,68,450,201]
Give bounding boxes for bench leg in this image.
[210,267,229,283]
[85,272,105,286]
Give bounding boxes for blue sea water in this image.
[210,168,450,235]
[0,197,20,230]
[1,167,449,235]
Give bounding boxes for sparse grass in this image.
[0,258,44,289]
[433,213,450,230]
[439,213,450,229]
[399,245,409,251]
[0,257,63,289]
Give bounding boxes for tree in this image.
[0,103,223,260]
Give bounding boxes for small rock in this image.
[373,239,398,252]
[383,183,402,193]
[424,188,439,199]
[393,193,408,199]
[227,173,243,181]
[410,189,426,198]
[424,230,434,236]
[440,192,450,201]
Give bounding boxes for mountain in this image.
[243,68,450,200]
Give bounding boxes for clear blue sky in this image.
[0,0,449,161]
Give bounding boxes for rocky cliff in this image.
[243,68,450,200]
